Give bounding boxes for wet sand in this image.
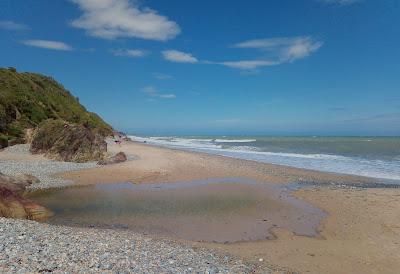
[60,139,374,186]
[3,139,400,273]
[57,140,400,274]
[28,179,326,243]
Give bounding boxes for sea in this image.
[129,135,400,182]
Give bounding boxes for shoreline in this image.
[59,139,376,188]
[1,140,400,273]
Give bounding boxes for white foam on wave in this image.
[130,136,221,149]
[129,135,400,181]
[214,139,257,143]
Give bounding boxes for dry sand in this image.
[3,139,400,273]
[58,140,400,274]
[60,139,373,186]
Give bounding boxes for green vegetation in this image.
[0,67,112,144]
[30,119,107,162]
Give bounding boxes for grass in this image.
[0,67,113,141]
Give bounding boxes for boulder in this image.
[8,137,25,146]
[0,136,8,149]
[0,172,53,220]
[30,119,107,163]
[15,174,40,185]
[98,151,127,165]
[24,128,36,144]
[23,202,53,221]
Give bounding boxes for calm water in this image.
[29,179,326,243]
[130,135,400,181]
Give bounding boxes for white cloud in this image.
[162,50,198,63]
[154,73,172,80]
[0,21,29,31]
[111,49,147,57]
[214,118,243,124]
[70,0,180,41]
[21,40,73,51]
[141,86,175,99]
[234,36,323,62]
[215,36,323,70]
[158,94,176,99]
[141,85,157,95]
[215,60,279,70]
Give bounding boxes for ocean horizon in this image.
[129,135,400,182]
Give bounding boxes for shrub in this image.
[0,68,113,140]
[30,119,107,162]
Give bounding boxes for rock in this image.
[23,202,53,221]
[0,136,8,149]
[0,192,27,219]
[8,138,25,146]
[24,128,36,144]
[30,119,107,163]
[0,173,30,194]
[98,152,127,165]
[0,172,53,220]
[14,174,40,185]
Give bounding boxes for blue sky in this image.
[0,0,399,135]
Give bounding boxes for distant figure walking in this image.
[114,135,122,146]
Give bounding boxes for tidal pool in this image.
[28,178,326,243]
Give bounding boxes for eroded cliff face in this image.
[0,172,53,221]
[30,119,107,163]
[0,67,113,148]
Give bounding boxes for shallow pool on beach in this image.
[28,178,326,243]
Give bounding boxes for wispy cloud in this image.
[214,118,243,124]
[21,40,73,51]
[212,60,279,70]
[141,86,176,99]
[162,37,322,70]
[234,36,323,62]
[214,36,323,70]
[328,107,347,111]
[318,0,361,5]
[142,86,157,95]
[162,50,198,63]
[0,20,29,31]
[70,0,180,41]
[158,94,176,99]
[111,49,147,57]
[154,73,172,80]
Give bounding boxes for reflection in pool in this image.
[28,178,326,243]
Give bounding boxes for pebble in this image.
[0,145,269,273]
[0,218,262,273]
[0,145,97,189]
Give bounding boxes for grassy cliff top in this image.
[0,67,112,141]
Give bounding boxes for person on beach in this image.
[114,135,122,146]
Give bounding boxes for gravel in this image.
[0,218,262,273]
[0,145,136,189]
[2,144,31,154]
[0,144,269,273]
[0,145,97,189]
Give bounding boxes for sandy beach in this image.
[61,139,400,274]
[1,139,400,273]
[60,139,374,186]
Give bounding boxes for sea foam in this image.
[129,135,400,181]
